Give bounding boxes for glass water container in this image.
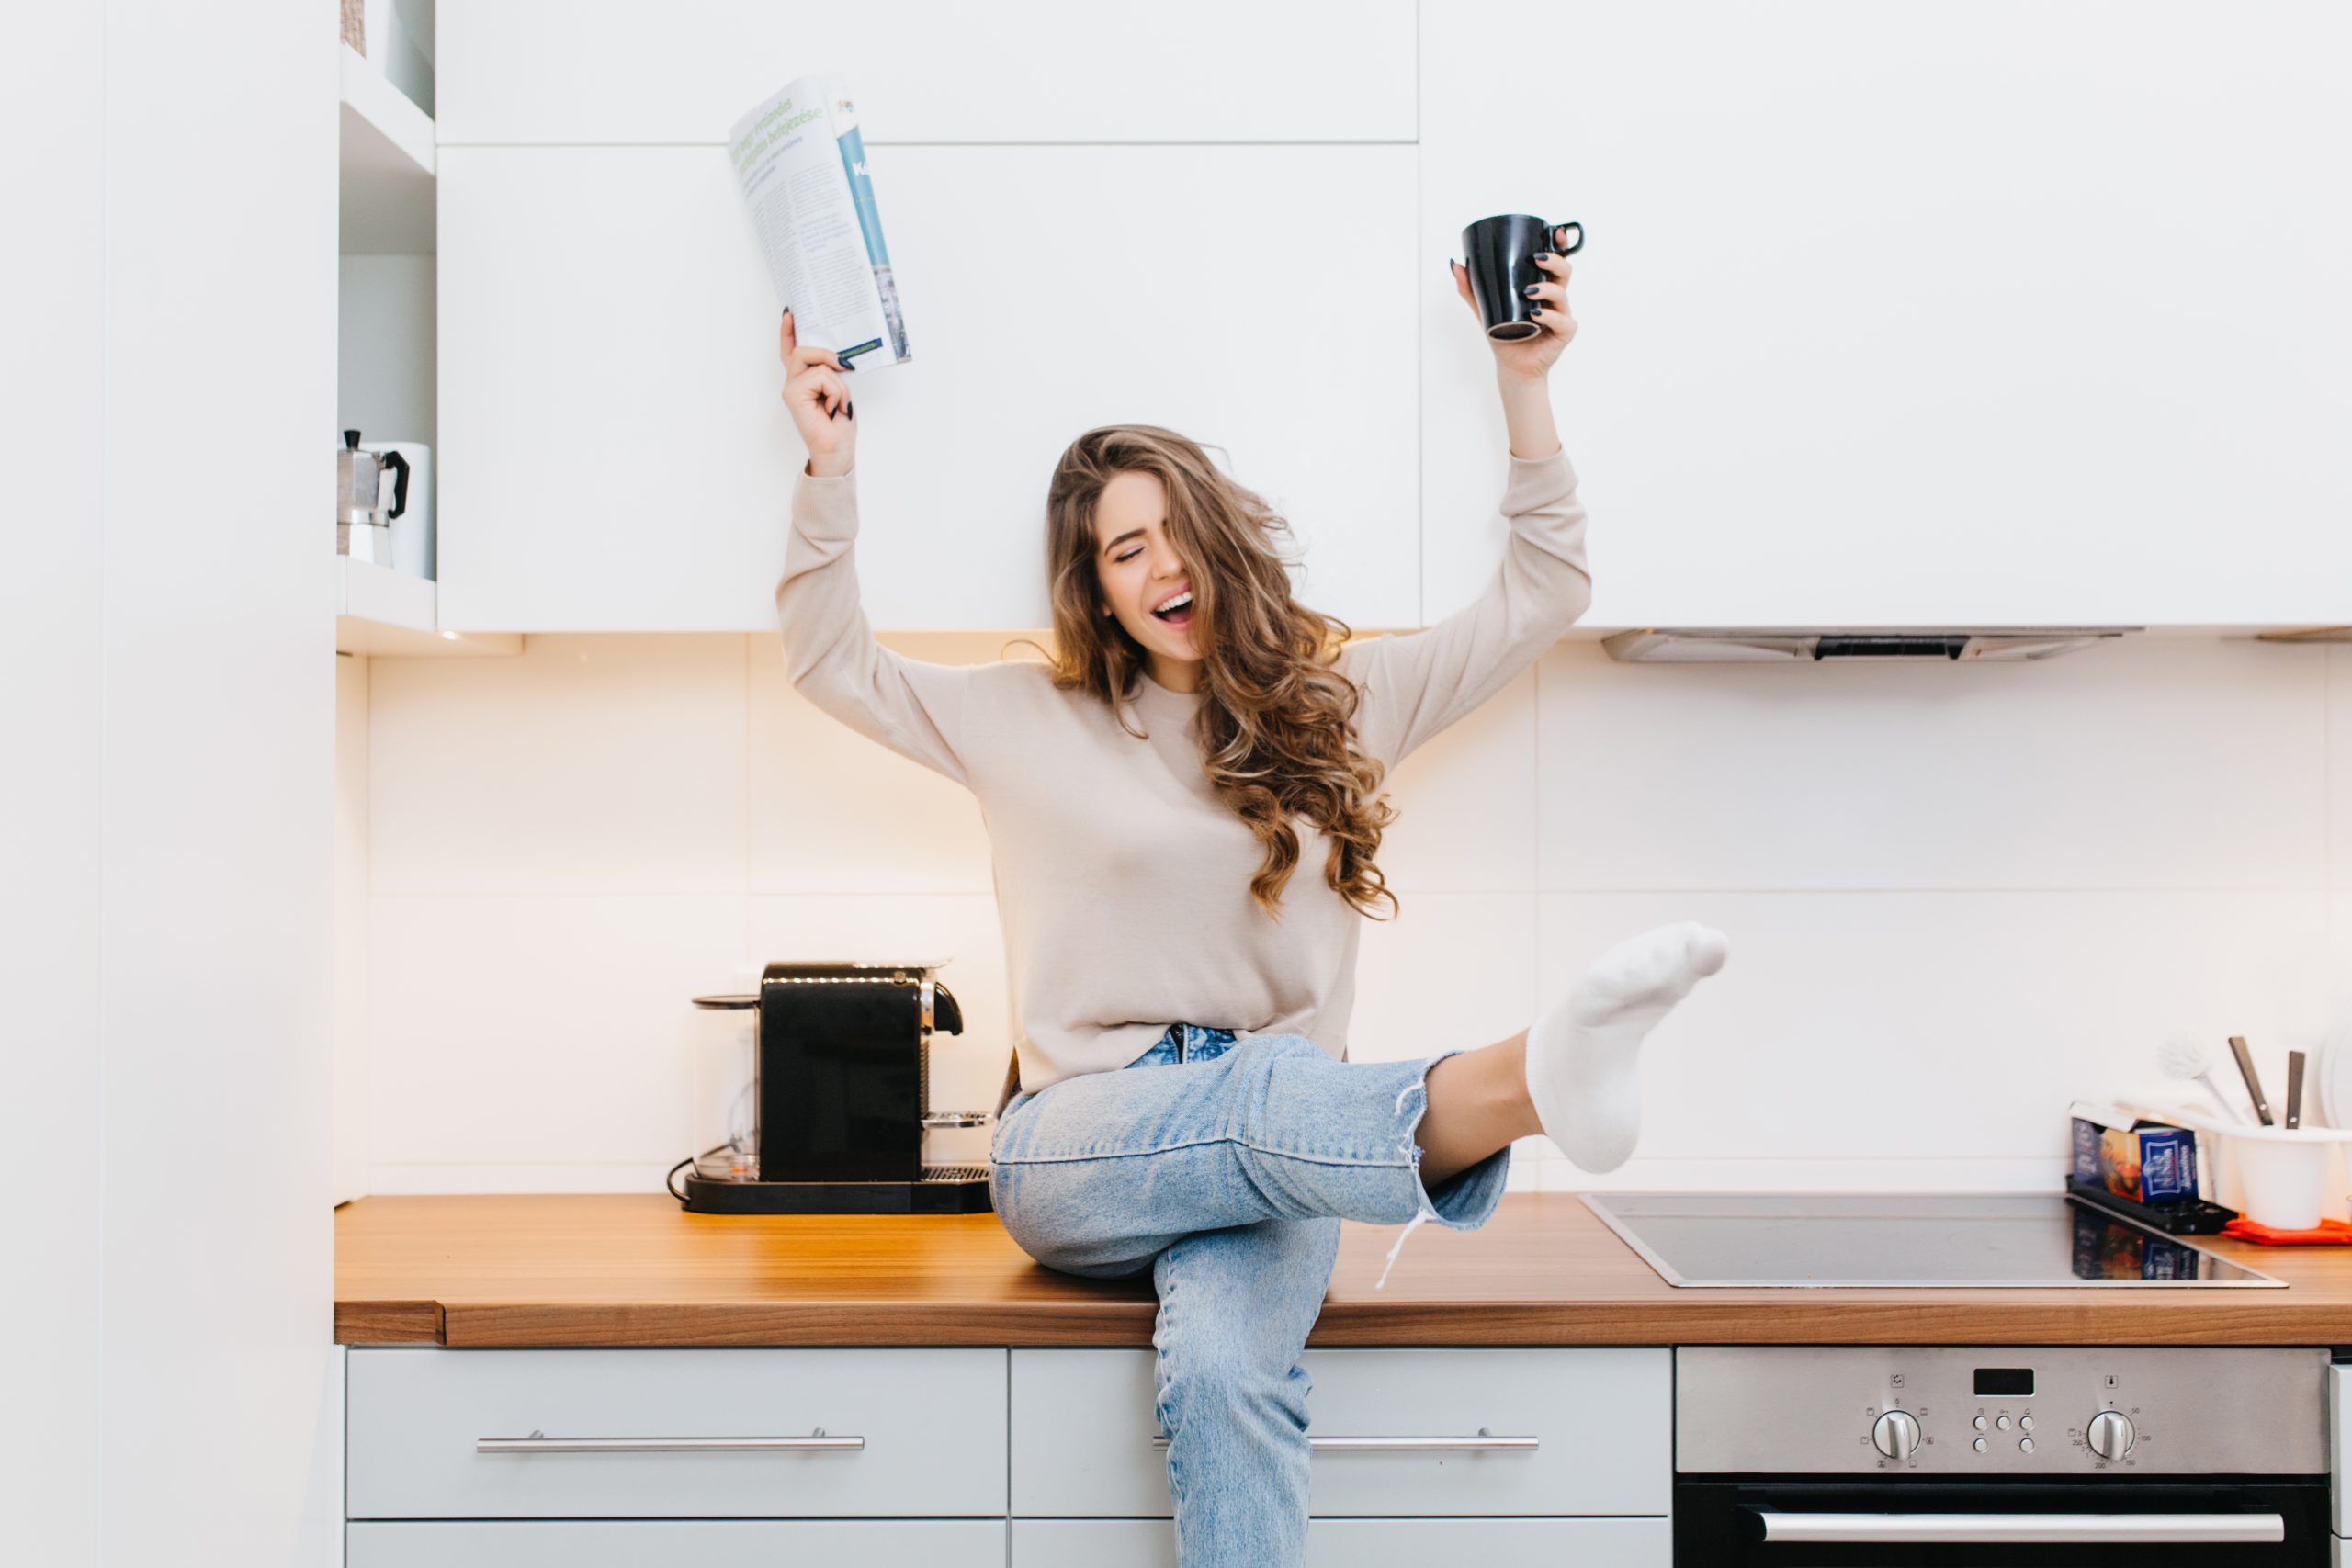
[690,993,760,1181]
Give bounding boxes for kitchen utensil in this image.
[2286,1050,2307,1130]
[2321,1043,2352,1129]
[357,438,434,579]
[336,428,408,567]
[2156,1039,2250,1124]
[2227,1034,2275,1126]
[1460,213,1584,342]
[2163,1111,2352,1232]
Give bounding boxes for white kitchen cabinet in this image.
[437,143,1421,633]
[348,1520,1006,1567]
[1012,1517,1671,1567]
[436,0,1414,145]
[1009,1348,1671,1518]
[345,1348,1006,1518]
[1421,0,2352,629]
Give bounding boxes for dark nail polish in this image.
[1529,305,1544,317]
[1521,284,1540,298]
[846,400,854,419]
[1534,250,1552,262]
[838,360,854,372]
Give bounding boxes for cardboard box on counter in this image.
[2070,1100,2199,1203]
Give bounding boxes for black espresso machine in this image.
[672,959,997,1214]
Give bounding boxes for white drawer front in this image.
[2333,1362,2349,1538]
[347,1348,1005,1519]
[349,1520,1004,1567]
[1011,1348,1669,1518]
[1012,1517,1670,1567]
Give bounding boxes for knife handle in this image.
[2228,1035,2275,1127]
[2284,1049,2305,1131]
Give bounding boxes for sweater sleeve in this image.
[775,463,975,789]
[1340,446,1591,768]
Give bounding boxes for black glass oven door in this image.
[1673,1478,2330,1566]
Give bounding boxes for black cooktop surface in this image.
[1581,1192,2280,1288]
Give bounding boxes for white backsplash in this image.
[341,634,2352,1204]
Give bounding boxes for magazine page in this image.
[728,73,910,368]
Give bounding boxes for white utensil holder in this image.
[2171,1113,2352,1231]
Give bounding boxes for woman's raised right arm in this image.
[776,461,975,788]
[772,309,975,789]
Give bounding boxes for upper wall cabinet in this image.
[1422,1,2352,629]
[439,0,1414,145]
[434,1,1422,633]
[437,143,1420,632]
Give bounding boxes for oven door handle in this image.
[1751,1510,2286,1545]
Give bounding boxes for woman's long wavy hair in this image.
[1028,424,1400,922]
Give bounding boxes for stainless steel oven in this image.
[1674,1346,2331,1565]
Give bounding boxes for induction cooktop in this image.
[1581,1192,2282,1288]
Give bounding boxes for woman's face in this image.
[1093,468,1200,671]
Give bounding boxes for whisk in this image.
[2157,1038,2251,1124]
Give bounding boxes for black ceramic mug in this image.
[1462,213,1584,341]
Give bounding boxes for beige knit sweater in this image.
[777,448,1590,1100]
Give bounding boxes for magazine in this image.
[727,73,910,368]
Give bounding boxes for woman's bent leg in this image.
[1150,1216,1341,1568]
[989,1032,1510,1280]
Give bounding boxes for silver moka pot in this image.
[336,428,409,567]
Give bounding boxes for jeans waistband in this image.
[1126,1022,1238,1067]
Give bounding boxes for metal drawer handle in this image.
[1151,1429,1536,1453]
[1753,1510,2285,1545]
[477,1428,864,1455]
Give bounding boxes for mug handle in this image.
[1548,220,1584,255]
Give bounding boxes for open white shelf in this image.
[336,557,518,658]
[338,43,435,254]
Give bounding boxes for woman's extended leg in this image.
[989,1032,1501,1281]
[1418,1030,1537,1187]
[991,921,1732,1280]
[1148,1216,1342,1568]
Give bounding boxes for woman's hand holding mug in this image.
[1452,219,1579,380]
[779,308,856,477]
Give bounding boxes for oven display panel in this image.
[1972,1367,2034,1398]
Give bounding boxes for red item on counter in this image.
[2221,1216,2352,1246]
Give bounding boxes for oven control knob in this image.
[1871,1409,1922,1461]
[2086,1410,2135,1461]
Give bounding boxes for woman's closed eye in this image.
[1115,549,1141,563]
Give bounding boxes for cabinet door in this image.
[1011,1347,1669,1518]
[438,144,1419,632]
[1012,1517,1670,1568]
[1422,0,2352,628]
[350,1520,1005,1568]
[438,0,1414,144]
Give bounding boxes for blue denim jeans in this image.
[989,1025,1513,1567]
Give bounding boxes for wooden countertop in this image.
[335,1192,2352,1348]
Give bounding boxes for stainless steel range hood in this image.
[1601,627,2137,663]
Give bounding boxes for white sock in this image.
[1523,921,1729,1172]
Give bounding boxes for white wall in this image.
[350,630,2350,1204]
[3,2,340,1563]
[1,2,107,1558]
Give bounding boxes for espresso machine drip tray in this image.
[672,1159,993,1215]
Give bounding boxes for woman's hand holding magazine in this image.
[779,308,856,477]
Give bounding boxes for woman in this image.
[774,232,1726,1566]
